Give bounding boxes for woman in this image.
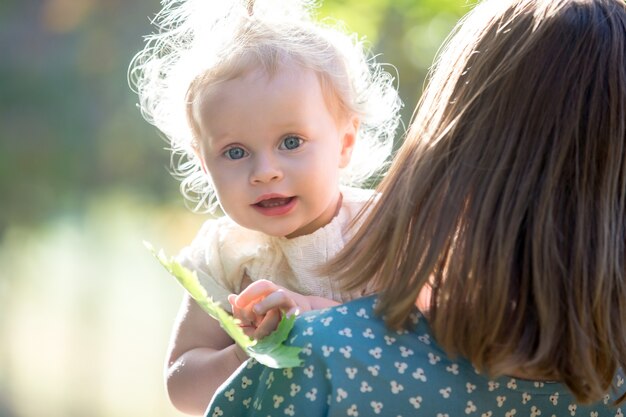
[207,0,626,415]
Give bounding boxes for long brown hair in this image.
[331,0,626,404]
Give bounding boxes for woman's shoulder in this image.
[288,298,625,416]
[208,296,626,417]
[288,296,431,360]
[292,296,383,333]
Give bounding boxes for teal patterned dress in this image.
[206,296,625,417]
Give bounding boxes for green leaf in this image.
[248,314,303,368]
[145,241,303,368]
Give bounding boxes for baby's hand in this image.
[228,280,312,340]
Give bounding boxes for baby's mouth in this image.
[254,197,294,208]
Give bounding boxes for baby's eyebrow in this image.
[204,131,241,148]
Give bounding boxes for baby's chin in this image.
[230,216,302,239]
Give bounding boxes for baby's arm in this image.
[165,292,248,415]
[229,279,339,339]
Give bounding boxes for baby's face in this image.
[193,64,356,238]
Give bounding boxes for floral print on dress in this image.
[207,296,625,417]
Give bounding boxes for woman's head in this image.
[334,0,626,404]
[130,0,400,211]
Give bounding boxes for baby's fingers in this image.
[252,289,299,316]
[229,294,259,333]
[233,279,280,308]
[253,308,282,340]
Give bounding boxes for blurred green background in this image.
[0,0,468,416]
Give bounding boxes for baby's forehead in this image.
[202,63,319,103]
[192,59,350,123]
[232,60,318,87]
[189,61,350,143]
[196,54,319,92]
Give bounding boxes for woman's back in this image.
[331,0,626,405]
[209,297,625,416]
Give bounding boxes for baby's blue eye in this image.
[225,147,247,160]
[280,136,303,150]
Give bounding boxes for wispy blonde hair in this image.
[331,0,626,404]
[129,0,401,211]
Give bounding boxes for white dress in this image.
[176,187,374,310]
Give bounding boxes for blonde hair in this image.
[331,0,626,405]
[129,0,401,211]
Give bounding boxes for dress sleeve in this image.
[176,219,235,309]
[206,313,333,417]
[206,356,331,417]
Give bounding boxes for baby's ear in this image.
[339,116,359,168]
[192,140,209,174]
